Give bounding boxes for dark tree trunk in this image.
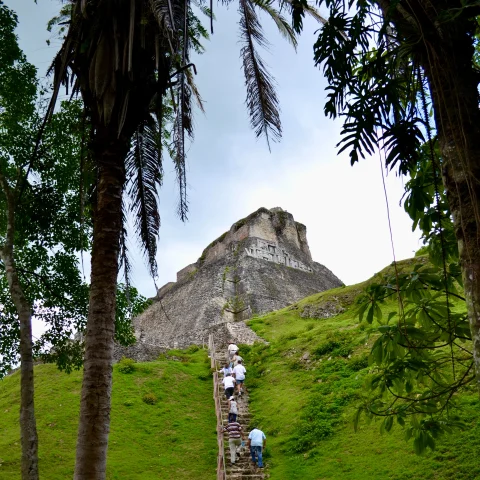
[403,5,480,391]
[17,293,37,480]
[382,0,480,393]
[424,25,480,391]
[74,126,128,480]
[0,175,39,480]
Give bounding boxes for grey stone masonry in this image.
[129,207,343,355]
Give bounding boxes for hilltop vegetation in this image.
[2,257,479,479]
[0,348,216,480]
[243,258,480,479]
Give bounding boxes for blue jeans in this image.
[250,445,263,467]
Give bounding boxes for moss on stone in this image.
[197,251,206,266]
[197,231,228,265]
[232,207,270,232]
[187,268,198,280]
[273,210,289,234]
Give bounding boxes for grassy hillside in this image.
[0,347,216,480]
[243,259,480,480]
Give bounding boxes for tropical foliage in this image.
[310,0,480,454]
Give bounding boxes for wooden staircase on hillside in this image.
[209,336,265,480]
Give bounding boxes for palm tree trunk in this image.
[0,175,39,480]
[74,127,128,480]
[423,20,480,393]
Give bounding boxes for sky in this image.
[10,0,421,302]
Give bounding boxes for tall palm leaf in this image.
[126,117,163,278]
[239,0,282,148]
[254,0,298,50]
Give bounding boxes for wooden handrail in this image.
[209,334,227,480]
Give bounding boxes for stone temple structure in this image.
[119,207,342,359]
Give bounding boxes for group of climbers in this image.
[221,343,247,398]
[220,341,267,469]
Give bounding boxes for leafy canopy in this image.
[310,0,479,454]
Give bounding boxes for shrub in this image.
[186,345,200,354]
[349,354,369,371]
[290,417,334,453]
[142,393,158,405]
[117,357,136,374]
[278,332,298,342]
[333,345,353,358]
[247,379,259,390]
[314,331,355,358]
[136,364,152,374]
[288,359,303,371]
[239,344,252,356]
[313,340,341,357]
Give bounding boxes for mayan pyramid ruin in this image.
[118,207,342,359]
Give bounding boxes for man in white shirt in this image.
[247,427,266,468]
[222,372,236,399]
[227,342,239,362]
[232,360,246,395]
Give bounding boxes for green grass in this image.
[2,256,477,480]
[0,348,216,480]
[243,258,480,479]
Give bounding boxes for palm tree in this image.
[48,0,322,477]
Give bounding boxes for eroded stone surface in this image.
[129,207,343,355]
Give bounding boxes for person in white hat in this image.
[227,341,239,363]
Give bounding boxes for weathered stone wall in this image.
[131,207,343,353]
[176,263,197,282]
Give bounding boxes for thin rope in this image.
[378,148,401,293]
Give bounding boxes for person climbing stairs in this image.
[214,347,265,480]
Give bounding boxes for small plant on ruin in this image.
[117,357,136,374]
[142,393,158,405]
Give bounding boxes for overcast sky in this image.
[10,0,421,301]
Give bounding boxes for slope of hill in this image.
[242,258,480,479]
[0,348,216,480]
[2,257,479,480]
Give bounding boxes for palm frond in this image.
[185,67,205,112]
[120,201,132,300]
[279,0,327,33]
[239,0,282,148]
[252,0,298,51]
[297,2,327,25]
[172,85,189,222]
[126,117,163,278]
[149,0,188,55]
[192,0,215,22]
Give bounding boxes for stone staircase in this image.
[216,350,265,480]
[225,322,265,346]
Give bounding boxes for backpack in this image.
[230,399,238,414]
